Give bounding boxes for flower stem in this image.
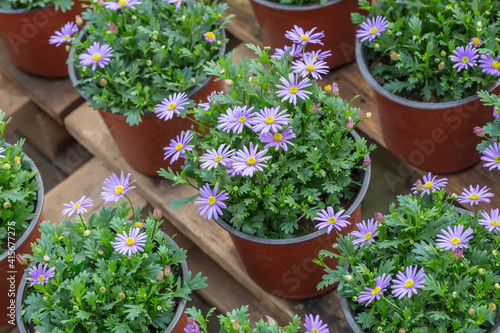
[382,295,401,310]
[124,194,136,223]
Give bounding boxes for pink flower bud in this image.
[331,82,339,95]
[311,103,319,113]
[231,320,240,329]
[3,202,10,208]
[75,15,83,26]
[374,212,385,223]
[109,23,117,34]
[362,158,371,168]
[415,179,423,192]
[164,265,171,276]
[390,50,400,61]
[153,208,162,219]
[187,316,196,326]
[100,78,107,86]
[157,271,164,281]
[346,117,354,130]
[16,253,27,265]
[359,110,367,120]
[438,61,445,70]
[97,0,104,5]
[473,126,484,137]
[118,292,125,299]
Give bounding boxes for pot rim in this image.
[0,143,44,263]
[214,129,371,245]
[355,40,500,110]
[0,2,53,14]
[68,28,227,116]
[250,0,342,11]
[15,231,188,333]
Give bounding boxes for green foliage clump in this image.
[0,0,74,11]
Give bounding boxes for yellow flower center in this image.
[63,34,70,40]
[451,237,461,245]
[214,155,223,162]
[289,86,298,94]
[14,156,21,164]
[73,203,81,209]
[126,237,135,246]
[168,103,177,111]
[265,116,275,124]
[92,53,102,62]
[325,85,332,92]
[246,157,256,166]
[470,193,479,200]
[119,0,128,6]
[205,32,215,40]
[371,286,381,295]
[238,116,246,123]
[496,155,500,163]
[273,133,283,142]
[135,222,143,228]
[424,181,433,189]
[37,275,45,282]
[175,143,184,151]
[305,64,315,72]
[208,196,216,205]
[491,220,499,226]
[404,279,414,288]
[300,34,309,41]
[493,61,500,70]
[312,330,318,333]
[473,37,481,45]
[115,185,124,195]
[364,232,372,240]
[461,56,469,63]
[328,217,337,224]
[369,27,378,35]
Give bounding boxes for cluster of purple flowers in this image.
[449,45,500,75]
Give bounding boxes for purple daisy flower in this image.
[292,57,329,80]
[231,142,271,177]
[195,182,229,220]
[224,159,243,177]
[250,106,291,133]
[184,318,200,333]
[436,225,474,251]
[481,142,500,170]
[200,144,234,170]
[351,218,379,246]
[304,49,332,61]
[216,105,255,134]
[313,207,351,234]
[259,127,296,152]
[411,172,448,195]
[285,25,324,46]
[203,31,216,43]
[358,273,392,306]
[113,227,147,256]
[449,45,479,72]
[79,42,113,71]
[479,208,500,232]
[495,106,500,119]
[101,171,136,204]
[166,0,185,10]
[479,53,500,76]
[304,314,329,333]
[457,185,494,205]
[356,16,389,42]
[469,36,482,48]
[271,44,301,59]
[164,130,194,164]
[104,0,141,10]
[49,21,78,47]
[155,92,190,121]
[26,263,55,287]
[391,265,426,299]
[62,196,93,217]
[198,90,223,111]
[275,73,312,105]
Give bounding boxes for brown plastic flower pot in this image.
[15,233,189,333]
[356,41,500,174]
[0,1,83,78]
[214,136,371,300]
[249,0,360,69]
[0,147,44,328]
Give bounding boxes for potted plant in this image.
[159,30,374,299]
[184,305,330,333]
[474,91,500,172]
[353,0,500,173]
[317,173,500,332]
[0,0,83,77]
[249,0,360,69]
[0,110,43,328]
[16,171,207,332]
[64,0,231,176]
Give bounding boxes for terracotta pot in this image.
[0,146,44,328]
[0,1,83,78]
[16,233,189,332]
[356,41,500,174]
[215,133,371,300]
[249,0,360,69]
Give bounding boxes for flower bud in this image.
[100,287,106,293]
[157,271,164,281]
[266,316,277,325]
[362,158,371,168]
[446,4,452,9]
[415,179,423,192]
[451,291,457,298]
[224,79,233,86]
[73,305,79,310]
[374,212,385,223]
[16,253,27,265]
[233,186,238,191]
[187,317,196,327]
[438,61,445,70]
[374,43,380,49]
[346,117,354,130]
[3,202,10,208]
[100,78,107,86]
[324,85,332,93]
[231,320,240,329]
[468,308,476,315]
[131,15,137,20]
[14,156,21,165]
[440,50,447,57]
[412,35,417,41]
[377,327,383,332]
[311,103,319,113]
[43,255,50,263]
[479,268,486,275]
[344,274,354,281]
[118,292,125,299]
[142,253,148,259]
[164,265,171,276]
[153,208,162,219]
[331,243,339,249]
[96,0,104,5]
[359,110,367,120]
[3,163,10,169]
[477,21,483,28]
[473,126,484,137]
[109,23,117,34]
[352,296,358,302]
[98,250,104,255]
[390,51,399,61]
[331,82,339,95]
[493,250,498,256]
[496,283,500,289]
[398,329,406,333]
[135,222,143,229]
[157,305,162,311]
[490,303,497,311]
[75,15,83,26]
[386,29,392,36]
[146,60,152,67]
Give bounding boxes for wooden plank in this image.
[0,41,83,124]
[224,0,263,48]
